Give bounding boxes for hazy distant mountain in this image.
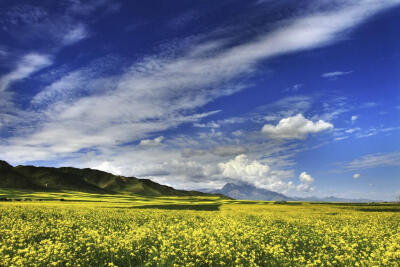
[203,182,293,201]
[200,182,382,202]
[0,160,228,198]
[295,196,382,203]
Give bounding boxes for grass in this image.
[0,188,396,208]
[0,189,230,207]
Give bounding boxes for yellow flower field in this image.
[0,199,399,266]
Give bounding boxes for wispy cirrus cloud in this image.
[1,0,400,194]
[0,0,117,55]
[345,151,400,170]
[139,136,164,146]
[321,71,353,78]
[0,53,52,92]
[0,49,7,57]
[7,0,396,159]
[62,24,89,45]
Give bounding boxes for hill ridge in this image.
[0,160,226,198]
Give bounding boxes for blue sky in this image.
[0,0,399,200]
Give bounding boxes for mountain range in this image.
[199,182,381,203]
[1,160,381,202]
[0,160,225,198]
[202,182,293,201]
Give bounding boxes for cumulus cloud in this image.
[321,71,353,78]
[1,0,399,196]
[94,161,123,176]
[353,173,361,179]
[4,0,395,160]
[261,114,333,140]
[351,115,358,122]
[0,53,52,92]
[297,171,315,192]
[139,136,164,146]
[299,171,314,183]
[219,154,270,181]
[218,154,294,191]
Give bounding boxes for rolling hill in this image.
[0,160,226,197]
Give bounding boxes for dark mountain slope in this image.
[54,167,214,196]
[13,165,108,193]
[0,161,43,190]
[0,160,225,197]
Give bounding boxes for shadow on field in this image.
[273,201,303,205]
[131,204,221,211]
[355,207,400,212]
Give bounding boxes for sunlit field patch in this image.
[0,192,399,266]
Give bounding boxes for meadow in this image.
[0,190,399,266]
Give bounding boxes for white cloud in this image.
[353,173,361,179]
[62,24,89,45]
[193,121,220,128]
[212,146,248,157]
[261,114,333,140]
[299,171,314,183]
[181,145,249,158]
[362,102,379,108]
[321,71,353,78]
[285,83,303,92]
[346,152,400,170]
[0,49,7,57]
[1,1,112,50]
[0,53,52,92]
[94,161,123,175]
[31,57,121,106]
[219,154,270,183]
[353,126,400,139]
[1,0,399,181]
[139,136,164,146]
[297,171,315,192]
[346,128,361,133]
[232,130,244,137]
[351,115,358,122]
[219,154,292,190]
